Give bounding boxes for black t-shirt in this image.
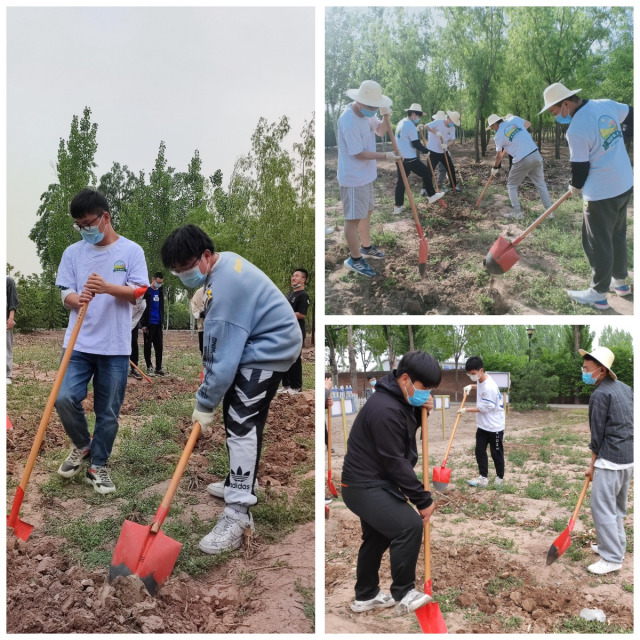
[287,288,310,336]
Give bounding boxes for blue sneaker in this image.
[344,256,376,277]
[360,245,385,259]
[611,278,631,297]
[567,288,610,310]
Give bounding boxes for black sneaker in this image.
[155,369,167,377]
[58,446,91,478]
[85,465,116,495]
[129,368,142,380]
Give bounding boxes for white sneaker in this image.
[276,387,289,394]
[494,477,504,488]
[420,188,427,196]
[610,278,631,297]
[566,288,610,310]
[350,590,395,613]
[198,510,254,555]
[587,558,622,575]
[392,206,405,214]
[207,478,260,498]
[467,476,489,488]
[286,388,301,395]
[428,192,444,205]
[58,445,91,478]
[502,211,523,220]
[591,543,599,554]
[395,588,432,614]
[6,378,12,385]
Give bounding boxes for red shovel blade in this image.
[7,415,13,431]
[327,470,338,497]
[7,487,34,541]
[415,578,448,633]
[546,518,575,565]
[432,465,451,486]
[109,519,183,596]
[419,237,429,277]
[484,235,520,275]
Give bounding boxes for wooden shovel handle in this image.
[441,390,469,465]
[426,153,440,193]
[384,114,424,239]
[129,359,152,382]
[327,406,332,475]
[443,151,456,190]
[513,190,572,247]
[19,303,89,491]
[151,421,202,532]
[571,476,591,523]
[421,407,431,582]
[475,174,494,208]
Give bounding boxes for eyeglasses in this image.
[581,366,598,374]
[72,213,104,232]
[170,255,202,276]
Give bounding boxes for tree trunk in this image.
[480,116,487,157]
[573,325,581,404]
[474,113,481,163]
[347,326,358,392]
[408,325,415,351]
[325,327,337,384]
[537,115,543,148]
[555,122,561,159]
[385,325,395,370]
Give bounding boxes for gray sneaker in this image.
[395,589,432,614]
[467,476,489,488]
[146,366,155,377]
[58,445,91,478]
[502,211,523,220]
[198,510,254,554]
[85,465,116,495]
[351,590,395,613]
[360,245,385,259]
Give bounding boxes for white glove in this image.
[463,384,473,395]
[417,123,424,132]
[569,184,582,197]
[379,106,391,116]
[490,167,499,177]
[457,408,468,415]
[385,151,402,161]
[192,407,215,428]
[442,143,448,151]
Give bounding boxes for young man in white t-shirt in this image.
[55,188,149,494]
[486,113,552,220]
[337,80,401,278]
[540,82,634,310]
[424,110,460,192]
[459,356,505,488]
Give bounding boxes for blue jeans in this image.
[54,351,129,467]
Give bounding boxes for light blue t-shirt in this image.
[566,99,632,201]
[396,117,419,159]
[337,104,381,187]
[494,116,538,163]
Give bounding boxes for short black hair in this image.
[325,372,332,380]
[153,272,164,280]
[553,95,581,107]
[465,356,484,372]
[582,354,607,370]
[396,351,441,388]
[294,268,309,281]
[69,188,110,219]
[407,110,423,117]
[161,224,215,269]
[366,373,376,380]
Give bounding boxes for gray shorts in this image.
[340,182,375,220]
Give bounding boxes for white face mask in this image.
[467,373,479,382]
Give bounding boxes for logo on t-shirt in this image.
[598,115,622,150]
[504,124,522,141]
[113,260,127,272]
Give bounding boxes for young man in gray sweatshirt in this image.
[161,224,301,554]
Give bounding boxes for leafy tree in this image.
[598,326,633,351]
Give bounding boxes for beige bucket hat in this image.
[486,114,502,129]
[432,110,447,120]
[578,346,617,379]
[346,80,392,108]
[405,103,424,114]
[447,110,461,126]
[539,82,581,114]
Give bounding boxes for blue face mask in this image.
[360,107,377,117]
[447,122,455,127]
[152,282,163,289]
[176,264,207,288]
[80,226,105,245]
[406,378,431,407]
[555,114,572,125]
[370,379,376,387]
[582,371,598,385]
[411,117,420,125]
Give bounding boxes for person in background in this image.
[190,286,206,355]
[129,291,147,380]
[365,373,377,400]
[141,272,166,376]
[6,275,19,385]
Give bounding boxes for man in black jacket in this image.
[341,351,441,616]
[141,272,165,376]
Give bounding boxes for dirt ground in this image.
[6,331,315,633]
[325,405,634,633]
[325,141,633,315]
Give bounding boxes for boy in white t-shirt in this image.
[540,83,633,310]
[424,110,460,192]
[55,188,149,495]
[459,356,505,488]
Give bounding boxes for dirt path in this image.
[325,407,633,633]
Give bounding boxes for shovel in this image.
[420,130,446,209]
[432,390,469,492]
[129,360,152,383]
[385,113,429,277]
[415,407,447,633]
[7,303,89,541]
[326,407,338,497]
[473,174,494,210]
[546,476,591,566]
[110,421,202,595]
[484,190,572,274]
[443,150,457,194]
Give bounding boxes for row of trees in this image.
[326,6,633,160]
[9,107,315,333]
[325,325,633,408]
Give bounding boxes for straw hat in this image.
[447,110,461,126]
[405,103,423,114]
[539,82,581,114]
[432,110,447,120]
[578,346,617,379]
[346,80,392,108]
[486,114,502,129]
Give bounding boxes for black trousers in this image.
[428,150,457,187]
[198,330,203,355]
[282,330,304,390]
[143,324,163,370]
[475,428,505,478]
[130,324,140,367]
[341,484,423,602]
[395,158,435,205]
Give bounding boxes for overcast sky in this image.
[5,6,314,275]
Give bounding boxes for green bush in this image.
[167,301,191,329]
[510,360,559,410]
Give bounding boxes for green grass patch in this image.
[207,443,230,478]
[507,448,529,467]
[488,535,515,551]
[564,545,586,561]
[551,517,567,533]
[370,230,398,250]
[487,576,523,595]
[499,615,522,632]
[295,580,315,631]
[432,587,462,614]
[556,616,632,633]
[539,449,552,463]
[622,582,633,593]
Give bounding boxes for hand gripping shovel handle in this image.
[474,174,494,209]
[150,421,202,533]
[440,390,469,468]
[512,190,572,249]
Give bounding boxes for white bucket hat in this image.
[405,103,423,114]
[432,110,447,120]
[346,80,392,108]
[446,110,461,126]
[539,82,581,114]
[486,114,502,129]
[578,346,617,379]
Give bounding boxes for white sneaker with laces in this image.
[395,588,432,614]
[199,510,254,554]
[58,445,91,478]
[494,476,504,488]
[392,206,405,214]
[467,476,489,488]
[276,387,290,394]
[428,192,444,205]
[350,590,395,613]
[566,288,610,310]
[85,465,116,495]
[587,558,622,575]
